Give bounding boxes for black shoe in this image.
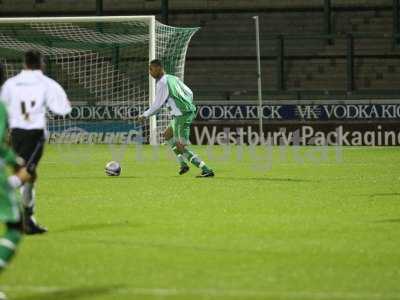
[196,169,215,178]
[24,217,48,235]
[179,164,190,175]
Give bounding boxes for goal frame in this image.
[0,16,158,144]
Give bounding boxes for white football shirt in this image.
[0,70,71,130]
[143,75,182,118]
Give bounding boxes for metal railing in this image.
[261,33,400,94]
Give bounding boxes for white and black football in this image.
[105,161,121,176]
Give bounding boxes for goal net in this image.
[0,16,199,145]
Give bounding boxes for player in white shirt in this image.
[0,50,72,234]
[138,59,214,177]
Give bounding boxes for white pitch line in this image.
[1,285,400,300]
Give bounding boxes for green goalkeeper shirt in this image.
[143,74,196,117]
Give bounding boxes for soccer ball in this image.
[105,161,121,176]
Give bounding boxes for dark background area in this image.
[1,0,400,101]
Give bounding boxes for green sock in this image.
[0,228,22,270]
[167,139,187,167]
[183,148,211,171]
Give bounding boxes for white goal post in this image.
[0,16,199,145]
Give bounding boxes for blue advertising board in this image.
[195,104,400,121]
[49,104,400,122]
[47,121,142,144]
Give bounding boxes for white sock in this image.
[21,183,35,212]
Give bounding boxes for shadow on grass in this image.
[369,193,400,198]
[81,237,278,255]
[215,176,316,183]
[44,176,140,180]
[51,221,141,234]
[373,218,400,224]
[14,286,117,300]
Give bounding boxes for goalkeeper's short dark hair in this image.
[150,59,163,68]
[25,49,44,70]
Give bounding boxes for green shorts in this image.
[170,112,196,144]
[0,178,21,223]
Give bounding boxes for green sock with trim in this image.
[167,139,187,168]
[182,148,211,171]
[0,228,22,271]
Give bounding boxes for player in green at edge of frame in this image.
[138,59,214,177]
[0,63,31,300]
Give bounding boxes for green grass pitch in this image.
[1,145,399,300]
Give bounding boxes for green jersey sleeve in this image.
[0,102,18,167]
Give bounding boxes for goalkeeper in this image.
[139,59,214,177]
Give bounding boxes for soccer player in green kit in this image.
[139,59,214,177]
[0,63,31,300]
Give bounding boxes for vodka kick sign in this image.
[196,103,400,121]
[49,103,400,122]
